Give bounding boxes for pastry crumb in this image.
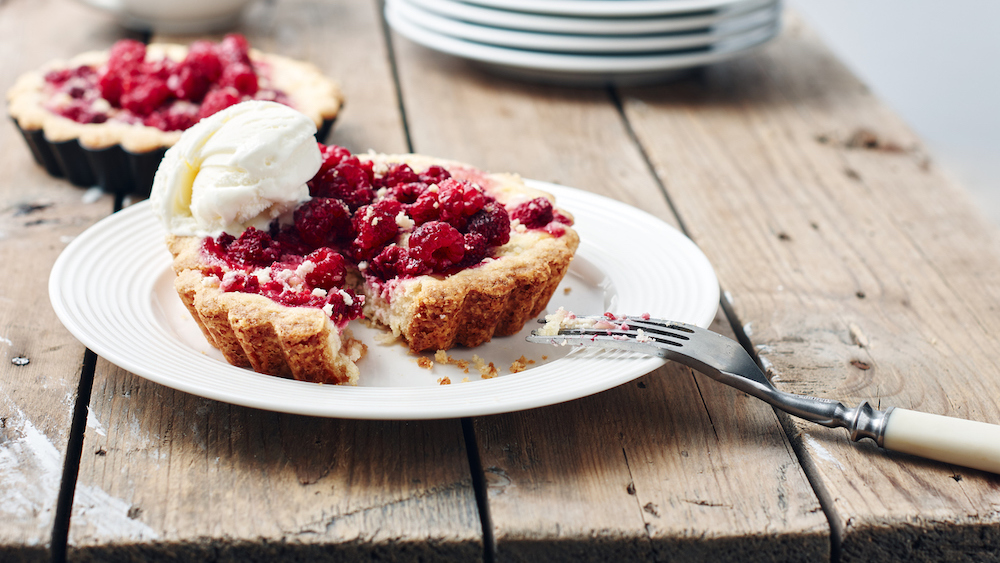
[437,377,451,385]
[542,355,548,360]
[462,377,470,383]
[417,356,433,369]
[472,354,499,379]
[563,287,572,295]
[509,355,536,373]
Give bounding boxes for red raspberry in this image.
[408,221,465,271]
[226,227,283,269]
[97,71,124,107]
[106,39,146,73]
[466,202,510,247]
[323,289,364,324]
[419,165,451,184]
[220,62,258,96]
[437,178,485,230]
[379,163,419,188]
[62,103,107,124]
[308,161,375,210]
[303,247,348,290]
[44,69,73,84]
[317,144,353,173]
[350,199,403,261]
[217,33,252,65]
[457,232,488,268]
[511,197,554,229]
[198,87,241,119]
[185,40,223,81]
[120,77,171,116]
[294,197,353,247]
[388,182,427,204]
[406,190,440,225]
[368,245,429,280]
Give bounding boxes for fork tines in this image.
[526,315,693,354]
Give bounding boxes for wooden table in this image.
[3,1,999,561]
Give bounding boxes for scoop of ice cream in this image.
[149,100,321,237]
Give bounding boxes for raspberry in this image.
[408,221,465,271]
[457,232,488,268]
[106,39,146,73]
[368,245,428,280]
[406,190,441,225]
[198,87,242,119]
[323,289,364,324]
[62,103,107,124]
[379,163,419,188]
[317,144,353,173]
[217,33,252,65]
[303,247,347,290]
[294,197,353,247]
[437,178,486,230]
[268,222,310,256]
[44,69,73,84]
[350,199,403,261]
[511,197,554,229]
[388,182,427,204]
[466,202,510,247]
[185,41,223,82]
[142,57,175,81]
[220,62,258,96]
[308,161,375,210]
[419,165,451,184]
[120,77,171,116]
[97,70,124,107]
[226,227,284,268]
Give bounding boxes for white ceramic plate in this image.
[458,0,749,17]
[390,0,779,54]
[387,5,780,84]
[404,0,777,36]
[49,183,719,419]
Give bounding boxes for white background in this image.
[791,0,1000,225]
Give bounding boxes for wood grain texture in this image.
[69,362,480,562]
[0,0,120,560]
[476,316,829,562]
[621,12,1000,561]
[68,1,480,560]
[389,27,829,561]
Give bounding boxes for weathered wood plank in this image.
[0,0,122,560]
[390,26,829,561]
[622,12,1000,561]
[70,362,481,562]
[68,1,480,560]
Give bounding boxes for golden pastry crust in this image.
[7,44,343,153]
[359,153,580,352]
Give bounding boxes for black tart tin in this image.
[13,117,335,198]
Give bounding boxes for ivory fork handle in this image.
[882,408,1000,474]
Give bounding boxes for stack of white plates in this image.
[385,0,782,85]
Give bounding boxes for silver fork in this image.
[526,314,1000,474]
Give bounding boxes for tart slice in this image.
[8,34,342,195]
[153,101,578,384]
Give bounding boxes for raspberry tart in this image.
[153,101,578,385]
[8,34,342,196]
